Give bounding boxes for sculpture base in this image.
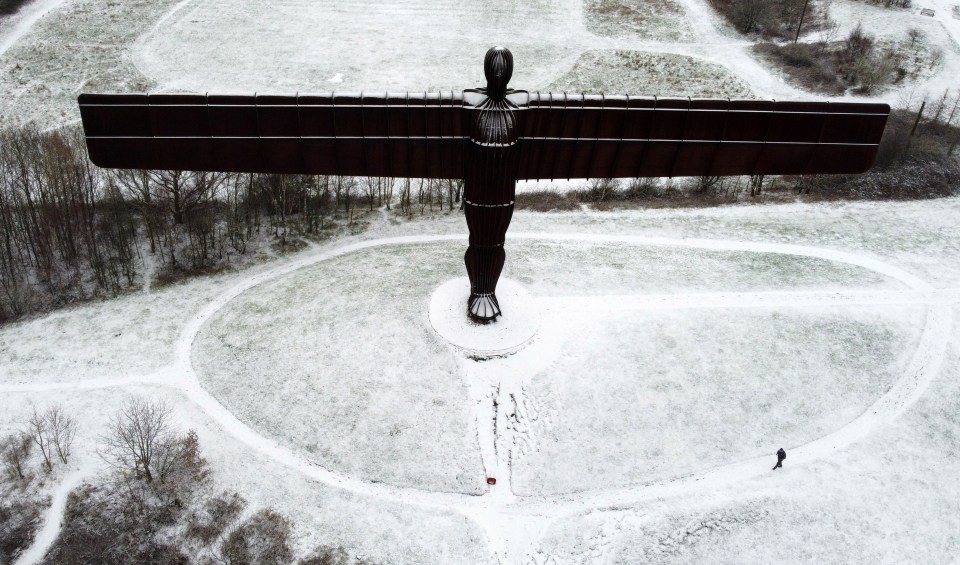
[468,293,501,321]
[429,277,540,359]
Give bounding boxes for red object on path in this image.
[487,477,497,485]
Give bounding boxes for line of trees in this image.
[0,125,464,324]
[709,0,826,39]
[2,404,77,479]
[3,97,956,323]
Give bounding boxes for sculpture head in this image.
[484,46,513,100]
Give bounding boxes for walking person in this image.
[772,448,786,470]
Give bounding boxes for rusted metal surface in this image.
[78,94,889,180]
[80,92,467,178]
[518,96,889,179]
[78,46,890,321]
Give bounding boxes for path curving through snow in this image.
[3,232,955,565]
[172,232,954,561]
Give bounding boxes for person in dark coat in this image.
[772,448,786,470]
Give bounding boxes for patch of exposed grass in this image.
[515,190,580,212]
[546,50,753,98]
[584,0,693,41]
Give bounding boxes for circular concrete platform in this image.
[428,277,541,358]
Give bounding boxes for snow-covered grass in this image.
[133,0,592,96]
[534,333,960,563]
[0,271,228,386]
[0,386,491,565]
[193,243,484,495]
[494,196,960,291]
[514,305,925,495]
[2,199,960,563]
[0,0,179,128]
[3,0,960,560]
[190,236,902,494]
[509,240,898,296]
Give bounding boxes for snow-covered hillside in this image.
[2,0,960,128]
[2,0,960,563]
[3,197,960,564]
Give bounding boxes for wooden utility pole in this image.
[795,0,811,43]
[910,100,926,137]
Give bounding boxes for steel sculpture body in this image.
[78,47,890,322]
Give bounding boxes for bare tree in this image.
[363,176,379,211]
[929,89,951,125]
[100,397,181,484]
[114,168,164,255]
[445,178,462,210]
[906,27,925,48]
[46,404,77,464]
[694,175,723,193]
[585,177,620,201]
[733,0,766,33]
[1,432,32,480]
[946,92,960,127]
[147,170,225,225]
[28,407,54,472]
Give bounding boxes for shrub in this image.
[0,499,43,563]
[41,484,190,565]
[752,43,847,95]
[581,177,622,202]
[514,190,579,211]
[622,177,662,200]
[0,0,32,15]
[300,546,353,565]
[1,432,31,480]
[186,491,246,544]
[218,509,293,565]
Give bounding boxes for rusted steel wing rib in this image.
[78,92,467,178]
[516,95,890,180]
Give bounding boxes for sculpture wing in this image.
[78,92,466,178]
[516,95,890,180]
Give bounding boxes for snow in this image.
[12,465,92,565]
[429,277,541,358]
[7,0,960,128]
[4,200,960,563]
[3,0,960,561]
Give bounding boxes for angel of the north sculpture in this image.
[78,47,889,322]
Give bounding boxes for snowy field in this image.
[4,0,960,128]
[4,198,960,563]
[3,0,960,562]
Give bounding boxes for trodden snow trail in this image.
[159,231,959,563]
[1,233,955,565]
[14,463,95,565]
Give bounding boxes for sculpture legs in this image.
[464,202,514,321]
